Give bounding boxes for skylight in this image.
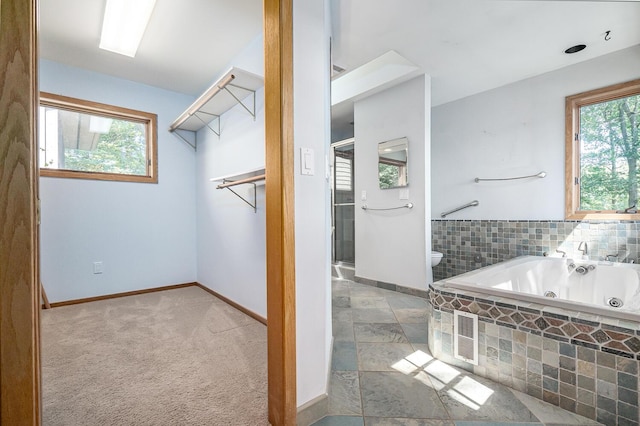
[99,0,157,58]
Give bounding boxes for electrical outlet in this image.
[93,261,104,274]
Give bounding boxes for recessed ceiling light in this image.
[564,44,586,54]
[99,0,157,58]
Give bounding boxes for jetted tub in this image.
[444,255,640,321]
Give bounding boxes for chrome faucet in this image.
[578,241,588,256]
[616,204,637,214]
[555,248,567,258]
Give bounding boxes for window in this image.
[39,92,157,183]
[565,79,640,219]
[335,154,352,192]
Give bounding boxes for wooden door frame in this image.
[0,0,41,424]
[264,0,297,424]
[1,0,296,424]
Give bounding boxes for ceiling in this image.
[330,0,640,133]
[40,1,640,113]
[39,0,263,96]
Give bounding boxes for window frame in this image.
[39,92,158,183]
[565,78,640,220]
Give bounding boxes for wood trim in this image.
[0,0,41,423]
[566,78,640,108]
[264,0,297,424]
[45,283,196,308]
[565,79,640,220]
[39,168,158,183]
[44,281,268,326]
[194,283,267,325]
[41,283,51,309]
[38,91,158,184]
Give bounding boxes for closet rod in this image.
[216,174,265,189]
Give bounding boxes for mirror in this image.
[378,137,408,189]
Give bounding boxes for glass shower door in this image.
[332,140,355,265]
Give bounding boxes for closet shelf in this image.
[169,67,263,149]
[210,167,265,212]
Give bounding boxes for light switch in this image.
[399,189,409,200]
[361,190,367,201]
[300,148,314,176]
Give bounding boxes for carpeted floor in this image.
[41,286,268,425]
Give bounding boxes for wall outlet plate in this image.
[93,261,104,274]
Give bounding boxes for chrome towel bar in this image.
[440,200,479,218]
[475,171,546,183]
[362,203,413,211]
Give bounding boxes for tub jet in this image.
[607,297,623,308]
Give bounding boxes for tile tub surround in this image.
[432,219,640,281]
[429,282,640,425]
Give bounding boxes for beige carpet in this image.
[41,286,268,425]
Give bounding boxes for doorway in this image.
[0,0,296,424]
[331,138,355,266]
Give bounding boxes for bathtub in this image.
[443,255,640,321]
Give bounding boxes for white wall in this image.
[354,75,430,290]
[195,35,267,318]
[432,45,640,221]
[294,0,333,407]
[39,59,197,302]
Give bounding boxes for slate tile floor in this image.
[313,278,603,426]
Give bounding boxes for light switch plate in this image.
[399,189,409,200]
[361,190,367,201]
[300,148,314,176]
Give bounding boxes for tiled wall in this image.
[428,284,640,425]
[432,219,640,281]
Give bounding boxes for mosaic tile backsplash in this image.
[432,219,640,281]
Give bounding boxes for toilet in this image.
[431,250,443,267]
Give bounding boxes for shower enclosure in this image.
[331,139,355,265]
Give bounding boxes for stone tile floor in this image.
[313,278,603,426]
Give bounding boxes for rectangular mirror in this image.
[378,137,408,189]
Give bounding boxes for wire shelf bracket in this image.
[220,182,259,212]
[171,128,197,150]
[169,67,263,150]
[211,168,265,213]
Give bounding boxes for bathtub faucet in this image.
[578,241,588,256]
